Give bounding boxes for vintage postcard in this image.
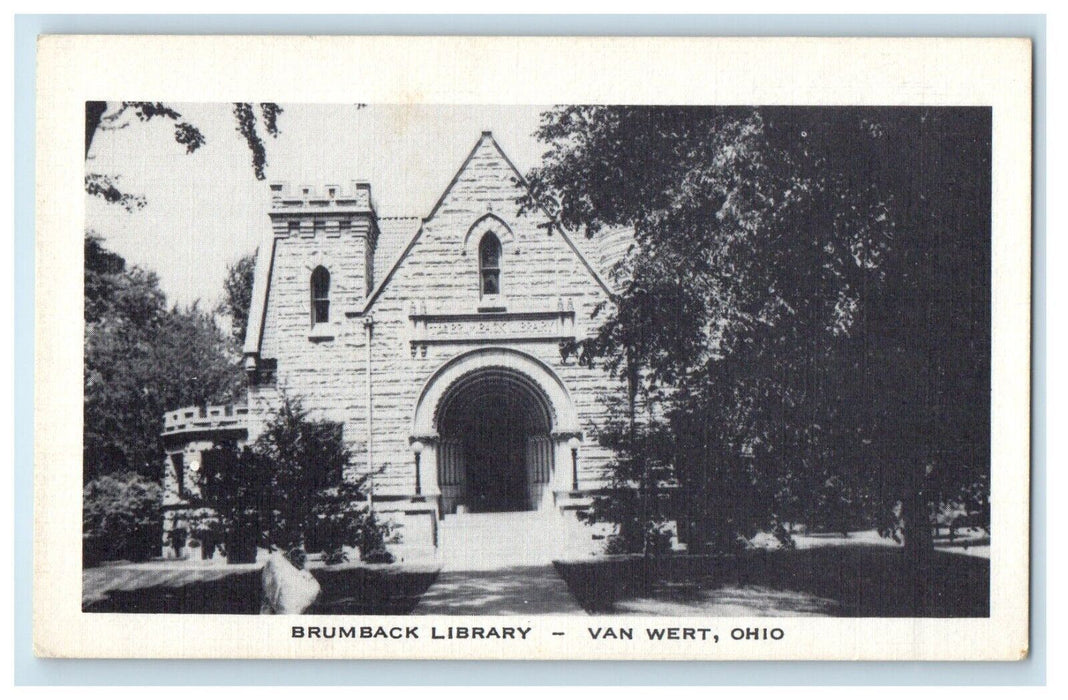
[34,36,1031,660]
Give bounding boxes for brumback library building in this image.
[160,132,631,567]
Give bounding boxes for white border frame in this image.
[33,35,1031,661]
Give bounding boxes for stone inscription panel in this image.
[411,311,575,345]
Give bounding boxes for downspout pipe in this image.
[363,314,375,511]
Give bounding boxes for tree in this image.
[819,109,992,559]
[82,101,286,560]
[524,106,989,562]
[197,396,392,563]
[218,250,257,348]
[252,396,352,551]
[193,441,268,563]
[85,101,283,209]
[84,234,245,481]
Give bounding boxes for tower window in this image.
[479,233,501,296]
[311,266,330,324]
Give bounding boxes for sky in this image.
[85,104,549,308]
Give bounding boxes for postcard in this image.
[34,35,1031,660]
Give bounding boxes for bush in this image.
[309,482,396,563]
[168,527,188,558]
[194,443,266,563]
[604,534,630,555]
[83,471,161,566]
[322,548,350,565]
[225,529,260,564]
[196,399,395,563]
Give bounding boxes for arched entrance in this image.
[437,368,554,513]
[411,348,580,516]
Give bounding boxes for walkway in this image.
[412,564,586,616]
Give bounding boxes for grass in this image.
[83,562,439,615]
[554,545,989,617]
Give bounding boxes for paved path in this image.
[412,564,586,615]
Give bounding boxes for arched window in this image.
[479,233,501,296]
[310,266,330,324]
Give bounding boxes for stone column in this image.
[420,441,440,497]
[552,436,574,493]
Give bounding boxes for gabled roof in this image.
[373,216,422,285]
[357,132,615,315]
[245,132,626,357]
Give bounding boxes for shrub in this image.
[309,482,396,563]
[362,548,395,565]
[251,396,351,551]
[196,442,265,563]
[196,396,395,563]
[83,471,161,566]
[168,527,188,557]
[604,534,630,555]
[322,548,350,565]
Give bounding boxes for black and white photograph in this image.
[33,35,1031,660]
[79,100,992,619]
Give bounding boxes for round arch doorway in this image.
[435,367,556,514]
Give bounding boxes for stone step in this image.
[441,511,543,521]
[440,514,543,531]
[438,511,560,571]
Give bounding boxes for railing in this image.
[162,404,250,436]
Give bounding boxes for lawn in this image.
[554,544,989,617]
[83,561,440,614]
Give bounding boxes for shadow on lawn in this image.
[555,545,989,617]
[83,565,439,615]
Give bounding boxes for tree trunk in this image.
[901,479,934,563]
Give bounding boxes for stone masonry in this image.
[161,132,631,561]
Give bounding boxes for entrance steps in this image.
[439,510,558,571]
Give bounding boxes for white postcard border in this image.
[34,35,1032,660]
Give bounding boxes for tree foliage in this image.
[85,101,283,206]
[523,106,990,559]
[197,396,392,563]
[84,234,245,482]
[232,103,282,181]
[218,250,257,348]
[251,396,352,551]
[83,471,162,566]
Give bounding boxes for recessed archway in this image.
[438,368,552,512]
[412,348,579,514]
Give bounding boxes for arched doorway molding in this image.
[412,347,580,439]
[410,347,582,510]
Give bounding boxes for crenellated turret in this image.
[267,181,379,296]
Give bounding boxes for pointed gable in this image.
[360,132,612,314]
[424,131,522,223]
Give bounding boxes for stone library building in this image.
[161,132,632,566]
